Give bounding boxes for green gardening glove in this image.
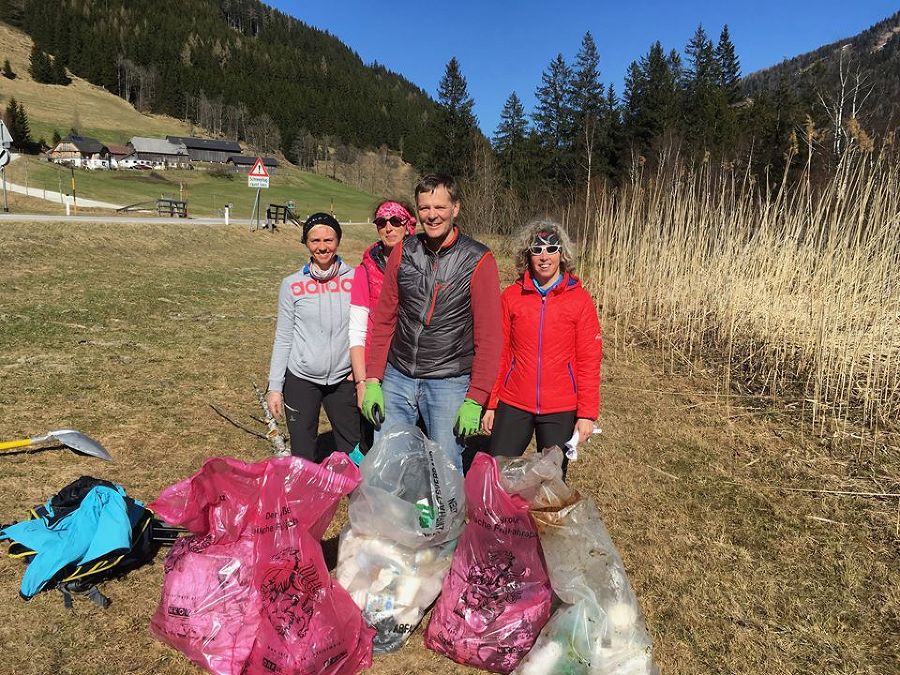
[453,398,483,438]
[362,381,385,428]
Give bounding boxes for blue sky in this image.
[270,1,898,136]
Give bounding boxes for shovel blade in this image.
[49,429,113,461]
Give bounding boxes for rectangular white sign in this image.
[248,175,270,189]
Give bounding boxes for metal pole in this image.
[1,167,8,213]
[249,189,261,231]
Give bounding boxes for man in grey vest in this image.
[362,174,502,471]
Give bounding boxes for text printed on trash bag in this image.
[471,515,537,539]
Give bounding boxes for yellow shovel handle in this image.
[0,438,33,451]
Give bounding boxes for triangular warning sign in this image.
[248,158,269,178]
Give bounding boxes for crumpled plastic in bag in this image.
[503,448,657,675]
[424,452,552,674]
[149,453,374,675]
[348,424,465,549]
[335,526,456,652]
[335,424,465,653]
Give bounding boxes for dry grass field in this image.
[0,221,897,675]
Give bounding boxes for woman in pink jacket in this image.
[348,199,417,449]
[482,218,602,477]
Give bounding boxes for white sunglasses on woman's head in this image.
[528,244,560,255]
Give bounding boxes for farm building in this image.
[106,143,132,168]
[127,137,189,168]
[226,155,279,175]
[167,136,242,163]
[47,135,110,169]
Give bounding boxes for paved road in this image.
[2,153,125,209]
[0,213,376,227]
[0,212,238,225]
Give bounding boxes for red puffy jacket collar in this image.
[518,270,582,295]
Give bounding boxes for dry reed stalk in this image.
[583,143,900,449]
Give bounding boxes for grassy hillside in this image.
[12,0,444,167]
[0,22,385,220]
[6,155,384,221]
[0,22,193,145]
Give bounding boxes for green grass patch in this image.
[6,156,382,220]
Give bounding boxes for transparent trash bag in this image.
[424,453,552,674]
[501,448,657,675]
[348,424,465,550]
[335,526,456,653]
[334,425,465,652]
[149,454,374,675]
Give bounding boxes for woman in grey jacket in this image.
[265,212,360,460]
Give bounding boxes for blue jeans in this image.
[377,362,469,472]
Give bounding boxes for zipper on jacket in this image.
[424,283,445,326]
[567,362,577,393]
[420,255,441,324]
[413,253,440,371]
[536,295,547,413]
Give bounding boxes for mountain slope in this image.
[0,21,194,145]
[2,0,442,166]
[743,11,900,134]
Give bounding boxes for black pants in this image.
[489,401,575,478]
[358,417,376,454]
[283,370,360,462]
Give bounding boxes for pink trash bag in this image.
[424,453,552,674]
[149,454,374,675]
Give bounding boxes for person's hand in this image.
[575,418,594,443]
[481,409,495,434]
[266,391,284,420]
[362,381,385,428]
[355,382,366,409]
[454,399,483,437]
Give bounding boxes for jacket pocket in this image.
[567,362,577,393]
[503,357,516,386]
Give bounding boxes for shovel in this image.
[0,429,112,461]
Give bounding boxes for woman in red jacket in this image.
[482,218,602,476]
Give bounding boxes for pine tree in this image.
[435,57,478,177]
[623,42,680,153]
[4,98,32,150]
[572,33,605,123]
[52,129,62,146]
[684,24,728,152]
[685,25,720,87]
[571,32,610,179]
[715,25,742,103]
[28,44,52,83]
[0,0,24,26]
[2,59,14,79]
[602,84,622,176]
[50,54,70,85]
[533,53,575,185]
[493,92,529,190]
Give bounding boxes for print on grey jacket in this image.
[267,259,355,392]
